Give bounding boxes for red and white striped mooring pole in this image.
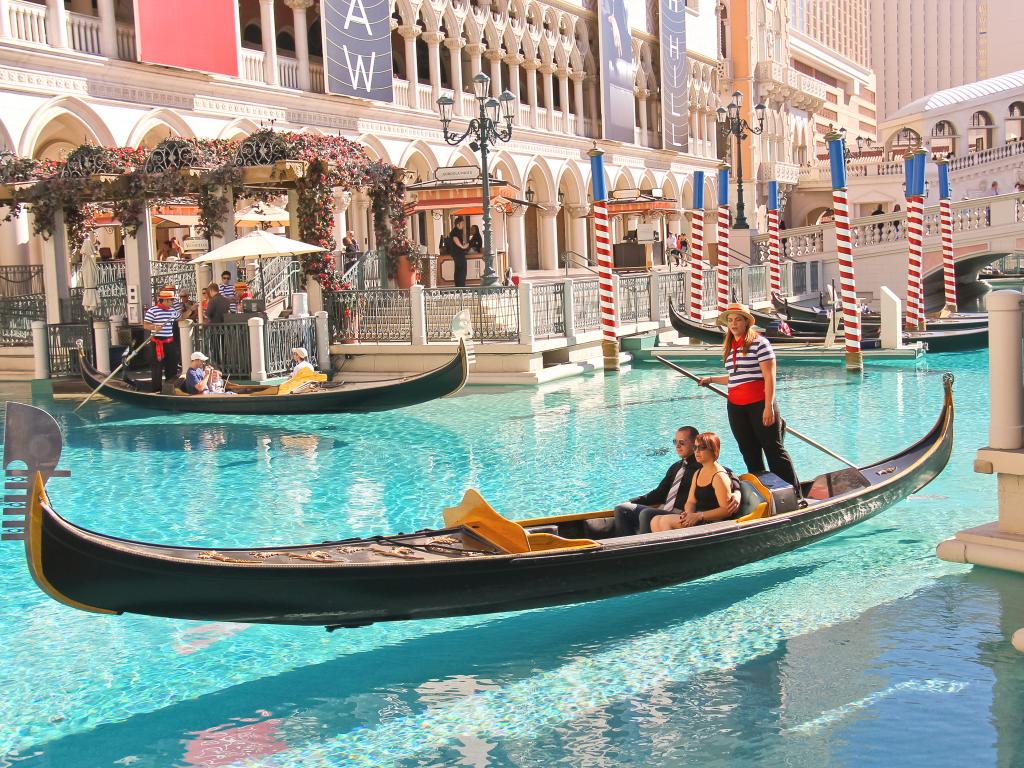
[689,170,705,320]
[589,146,619,371]
[766,180,782,298]
[826,129,862,371]
[716,164,731,311]
[903,148,928,330]
[936,157,958,314]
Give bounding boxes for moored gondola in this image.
[77,340,469,414]
[770,293,987,331]
[6,373,953,628]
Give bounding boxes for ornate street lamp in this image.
[437,73,516,286]
[716,90,766,229]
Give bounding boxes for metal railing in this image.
[324,289,412,343]
[423,287,519,342]
[572,279,601,332]
[340,248,387,290]
[701,269,717,310]
[746,265,768,303]
[791,261,808,296]
[617,274,651,324]
[655,271,687,319]
[193,323,250,379]
[729,267,743,303]
[532,282,566,339]
[0,266,43,298]
[265,316,318,376]
[559,250,599,277]
[0,294,45,346]
[47,323,93,378]
[247,255,302,306]
[151,261,197,299]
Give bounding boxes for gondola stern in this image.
[26,471,118,616]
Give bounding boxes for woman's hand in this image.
[762,401,776,427]
[678,510,702,528]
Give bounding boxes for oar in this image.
[654,355,858,470]
[74,337,152,413]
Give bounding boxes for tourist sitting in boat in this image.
[289,347,316,379]
[652,432,738,532]
[183,352,214,395]
[613,426,739,536]
[204,369,234,395]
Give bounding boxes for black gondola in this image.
[77,341,469,414]
[770,293,986,330]
[7,373,953,628]
[671,303,986,352]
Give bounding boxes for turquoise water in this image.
[2,351,1022,767]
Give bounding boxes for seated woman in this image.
[289,347,316,378]
[204,369,235,395]
[651,432,736,532]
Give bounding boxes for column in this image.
[351,196,371,251]
[557,68,570,131]
[97,0,117,57]
[568,205,589,256]
[286,190,300,240]
[286,0,314,91]
[0,0,10,40]
[446,38,465,114]
[424,31,444,105]
[524,60,539,129]
[38,208,69,324]
[486,48,502,95]
[333,190,351,255]
[538,208,558,270]
[248,316,268,381]
[571,72,584,135]
[637,90,649,146]
[209,187,236,250]
[46,0,69,49]
[399,25,419,92]
[506,209,527,274]
[541,64,555,131]
[124,204,156,316]
[505,54,522,101]
[466,42,484,81]
[586,79,599,134]
[259,0,279,86]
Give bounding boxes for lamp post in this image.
[437,73,516,286]
[836,126,873,164]
[717,91,765,229]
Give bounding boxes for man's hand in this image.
[678,510,701,528]
[726,491,741,516]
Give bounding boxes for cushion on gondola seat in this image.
[736,474,772,522]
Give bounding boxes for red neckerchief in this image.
[730,336,744,370]
[153,301,172,359]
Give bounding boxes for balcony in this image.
[754,60,826,113]
[757,161,800,185]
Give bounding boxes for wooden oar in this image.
[654,355,858,470]
[74,338,152,413]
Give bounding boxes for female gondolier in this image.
[698,302,799,490]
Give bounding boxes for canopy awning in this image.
[405,179,522,214]
[580,197,680,218]
[153,213,201,227]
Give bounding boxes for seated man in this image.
[613,426,739,536]
[289,347,316,379]
[183,351,214,395]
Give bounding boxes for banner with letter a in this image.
[659,0,688,152]
[133,0,239,77]
[323,0,394,103]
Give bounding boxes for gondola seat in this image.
[736,474,773,522]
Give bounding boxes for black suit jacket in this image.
[631,456,699,512]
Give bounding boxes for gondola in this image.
[4,372,953,628]
[770,293,987,331]
[77,340,469,414]
[672,303,986,352]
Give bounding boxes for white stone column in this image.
[586,79,599,133]
[177,319,193,372]
[505,54,522,101]
[506,209,527,274]
[486,48,502,95]
[124,203,156,315]
[399,25,419,92]
[541,64,555,131]
[248,316,268,381]
[524,60,539,129]
[988,291,1024,449]
[557,67,570,131]
[571,72,584,134]
[210,186,236,250]
[568,204,589,257]
[259,0,279,86]
[637,90,649,145]
[446,38,465,114]
[333,190,350,252]
[314,310,329,368]
[97,0,117,58]
[286,0,314,91]
[538,208,558,270]
[517,281,535,345]
[0,0,11,40]
[350,196,371,251]
[38,208,70,324]
[409,283,427,345]
[466,42,484,80]
[31,320,48,378]
[46,0,69,49]
[286,189,300,240]
[93,319,111,372]
[424,31,444,105]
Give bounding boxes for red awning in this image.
[405,182,521,214]
[579,197,680,218]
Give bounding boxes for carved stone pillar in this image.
[557,67,570,131]
[259,0,279,86]
[506,209,527,274]
[567,204,589,257]
[538,208,559,270]
[586,79,599,134]
[571,72,585,136]
[485,48,502,95]
[541,64,556,131]
[97,0,117,57]
[423,31,445,104]
[445,38,465,114]
[398,25,419,91]
[523,60,539,129]
[285,0,315,91]
[466,42,484,78]
[46,0,69,49]
[637,89,649,145]
[504,53,522,101]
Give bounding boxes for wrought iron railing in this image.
[572,279,601,332]
[0,265,43,298]
[729,267,744,303]
[47,323,94,378]
[746,265,768,303]
[531,282,566,339]
[193,323,251,379]
[0,294,45,346]
[701,269,717,310]
[247,255,302,306]
[655,272,687,319]
[792,261,808,295]
[340,248,388,290]
[324,289,412,343]
[617,274,651,324]
[423,287,519,342]
[265,316,318,377]
[151,261,197,299]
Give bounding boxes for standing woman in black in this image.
[449,217,469,287]
[698,302,799,491]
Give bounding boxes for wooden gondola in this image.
[770,293,987,331]
[672,303,986,353]
[77,340,469,414]
[5,373,953,628]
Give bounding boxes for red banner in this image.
[134,0,239,77]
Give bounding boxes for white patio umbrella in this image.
[189,231,325,298]
[235,204,291,230]
[80,238,100,315]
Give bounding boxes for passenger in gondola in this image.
[183,351,214,394]
[652,433,737,531]
[289,347,316,378]
[698,302,799,492]
[613,426,739,536]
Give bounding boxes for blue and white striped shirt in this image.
[144,305,179,338]
[725,335,775,398]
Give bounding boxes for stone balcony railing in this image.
[757,160,801,185]
[754,60,826,112]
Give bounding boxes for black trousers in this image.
[149,337,179,393]
[727,399,799,490]
[453,254,468,287]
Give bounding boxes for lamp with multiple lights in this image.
[716,90,766,229]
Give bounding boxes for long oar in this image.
[654,355,858,469]
[74,337,152,413]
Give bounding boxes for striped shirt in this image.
[144,304,179,338]
[724,334,775,405]
[218,283,236,311]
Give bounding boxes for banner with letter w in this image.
[323,0,394,103]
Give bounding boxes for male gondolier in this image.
[143,289,180,393]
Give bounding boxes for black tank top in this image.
[693,470,725,513]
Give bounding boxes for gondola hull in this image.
[770,294,986,331]
[77,341,469,414]
[14,374,954,627]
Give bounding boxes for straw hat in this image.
[715,302,756,327]
[157,289,176,300]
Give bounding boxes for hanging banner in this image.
[598,0,637,143]
[322,0,394,102]
[133,0,239,77]
[659,0,689,152]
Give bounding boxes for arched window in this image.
[309,20,322,57]
[930,120,958,157]
[276,31,295,53]
[242,23,262,49]
[969,110,994,152]
[887,126,921,160]
[1007,102,1024,142]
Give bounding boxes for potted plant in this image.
[386,233,423,289]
